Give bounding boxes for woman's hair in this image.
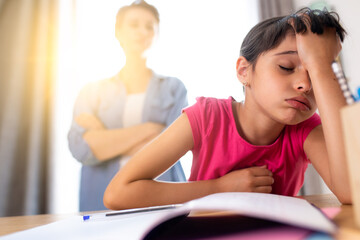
[240,7,346,69]
[115,0,159,30]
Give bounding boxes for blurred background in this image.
[1,0,359,217]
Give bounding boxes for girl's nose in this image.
[295,71,312,93]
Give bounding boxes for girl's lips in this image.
[285,97,311,111]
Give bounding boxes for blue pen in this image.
[82,204,181,221]
[331,61,356,105]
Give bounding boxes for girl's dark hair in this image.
[115,0,159,30]
[240,7,346,69]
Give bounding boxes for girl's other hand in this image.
[216,165,274,193]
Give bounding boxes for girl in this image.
[104,8,352,210]
[68,0,187,211]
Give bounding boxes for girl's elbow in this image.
[103,188,115,210]
[103,181,132,210]
[337,194,352,205]
[103,184,124,210]
[334,188,352,204]
[103,189,122,210]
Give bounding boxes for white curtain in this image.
[0,0,59,216]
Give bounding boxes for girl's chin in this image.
[281,112,314,125]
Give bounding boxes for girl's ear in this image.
[236,56,250,85]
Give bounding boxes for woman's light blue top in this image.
[68,72,188,211]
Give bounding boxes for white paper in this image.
[0,210,177,240]
[0,192,337,240]
[183,192,337,234]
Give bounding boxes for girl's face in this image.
[116,7,158,56]
[245,33,317,125]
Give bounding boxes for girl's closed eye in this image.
[279,65,295,72]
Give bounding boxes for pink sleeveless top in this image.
[183,97,321,196]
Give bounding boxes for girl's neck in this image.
[233,101,285,146]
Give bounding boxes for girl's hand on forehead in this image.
[290,15,341,72]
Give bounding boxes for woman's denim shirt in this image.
[68,72,188,211]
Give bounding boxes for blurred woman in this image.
[68,0,188,211]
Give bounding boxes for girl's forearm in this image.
[309,66,351,203]
[103,113,201,209]
[103,178,220,210]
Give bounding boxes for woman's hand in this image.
[216,166,274,193]
[77,114,165,161]
[125,122,165,156]
[76,113,105,130]
[145,122,165,136]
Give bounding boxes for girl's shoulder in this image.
[183,97,235,144]
[184,96,234,121]
[193,96,233,108]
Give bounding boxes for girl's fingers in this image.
[254,186,272,193]
[254,176,274,187]
[250,166,273,177]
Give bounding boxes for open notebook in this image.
[141,192,337,239]
[0,192,337,240]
